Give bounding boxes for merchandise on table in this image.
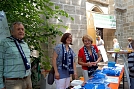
[72,66,123,89]
[71,80,84,86]
[82,71,110,89]
[92,72,106,79]
[83,83,111,89]
[108,61,115,67]
[105,76,119,83]
[101,67,121,76]
[87,78,105,84]
[87,72,106,84]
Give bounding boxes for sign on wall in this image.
[0,11,10,41]
[92,13,116,29]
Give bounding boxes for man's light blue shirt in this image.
[0,37,31,88]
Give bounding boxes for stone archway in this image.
[91,5,104,13]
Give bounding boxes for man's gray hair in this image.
[10,22,23,31]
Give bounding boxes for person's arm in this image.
[93,45,102,63]
[78,49,92,67]
[96,51,102,63]
[73,62,77,73]
[52,50,59,79]
[52,51,58,72]
[78,57,92,67]
[101,39,104,45]
[0,41,5,89]
[73,61,77,79]
[91,51,102,66]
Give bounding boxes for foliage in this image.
[0,0,74,70]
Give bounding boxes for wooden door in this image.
[86,11,96,44]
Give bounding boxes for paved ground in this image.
[36,54,129,89]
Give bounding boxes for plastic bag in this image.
[47,67,55,85]
[102,67,121,76]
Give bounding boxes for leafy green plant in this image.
[0,0,74,88]
[41,55,52,71]
[0,0,74,71]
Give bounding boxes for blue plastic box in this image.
[108,61,115,67]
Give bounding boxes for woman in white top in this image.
[112,38,120,63]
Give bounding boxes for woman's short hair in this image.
[113,38,118,43]
[61,33,72,44]
[82,35,93,44]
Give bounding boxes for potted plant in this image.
[41,56,52,77]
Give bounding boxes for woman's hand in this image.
[74,72,78,79]
[55,72,60,80]
[87,62,92,67]
[90,62,97,66]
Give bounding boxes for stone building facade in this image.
[44,0,134,80]
[48,0,87,60]
[41,0,134,86]
[48,0,117,60]
[114,0,134,49]
[48,0,134,64]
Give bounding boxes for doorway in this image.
[96,28,103,39]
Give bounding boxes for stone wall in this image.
[122,0,134,48]
[44,0,125,78]
[48,0,115,62]
[47,0,117,60]
[47,0,87,65]
[47,0,134,78]
[102,0,132,50]
[114,0,134,49]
